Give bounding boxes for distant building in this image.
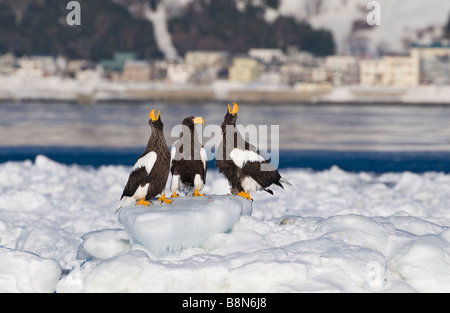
[121,60,152,82]
[15,56,58,77]
[76,68,102,81]
[360,55,419,87]
[0,53,15,75]
[64,59,98,79]
[66,59,92,72]
[410,43,450,85]
[184,51,230,84]
[228,57,263,83]
[99,52,137,72]
[285,48,316,66]
[185,51,229,71]
[308,67,328,83]
[325,55,359,85]
[167,63,196,84]
[190,68,220,85]
[259,65,283,85]
[279,61,306,85]
[151,60,170,81]
[280,62,329,85]
[410,42,450,59]
[248,49,286,64]
[419,56,450,85]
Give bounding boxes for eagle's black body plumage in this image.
[116,110,171,211]
[170,116,206,196]
[216,104,288,199]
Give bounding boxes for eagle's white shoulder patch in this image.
[132,151,157,174]
[229,148,265,168]
[200,147,208,170]
[170,139,180,164]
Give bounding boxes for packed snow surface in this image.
[1,155,450,292]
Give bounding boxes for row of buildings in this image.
[1,43,450,88]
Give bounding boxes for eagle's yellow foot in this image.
[237,191,252,201]
[158,194,172,205]
[193,188,204,197]
[171,192,179,198]
[136,198,150,206]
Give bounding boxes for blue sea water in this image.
[1,146,449,174]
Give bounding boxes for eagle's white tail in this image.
[115,197,134,213]
[280,178,292,186]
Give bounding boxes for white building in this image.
[325,55,359,85]
[167,63,196,84]
[121,60,152,82]
[360,55,419,87]
[0,53,15,75]
[16,56,58,77]
[410,43,450,84]
[309,67,328,83]
[185,51,228,71]
[229,57,263,83]
[248,49,286,64]
[280,61,305,85]
[410,43,450,59]
[259,67,283,85]
[285,48,315,66]
[66,59,91,73]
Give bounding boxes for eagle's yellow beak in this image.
[228,103,239,115]
[150,109,160,122]
[193,117,204,124]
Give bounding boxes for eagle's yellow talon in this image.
[136,198,150,206]
[193,188,204,197]
[237,191,252,201]
[158,194,172,204]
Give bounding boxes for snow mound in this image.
[0,247,61,293]
[118,195,252,256]
[77,229,132,261]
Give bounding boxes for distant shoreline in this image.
[1,76,450,105]
[2,98,450,107]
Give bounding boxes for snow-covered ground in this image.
[1,155,450,292]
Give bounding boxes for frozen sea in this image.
[1,101,450,293]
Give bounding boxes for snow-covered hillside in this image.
[1,155,450,292]
[301,0,450,55]
[148,0,450,56]
[261,0,450,55]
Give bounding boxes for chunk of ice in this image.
[118,195,252,256]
